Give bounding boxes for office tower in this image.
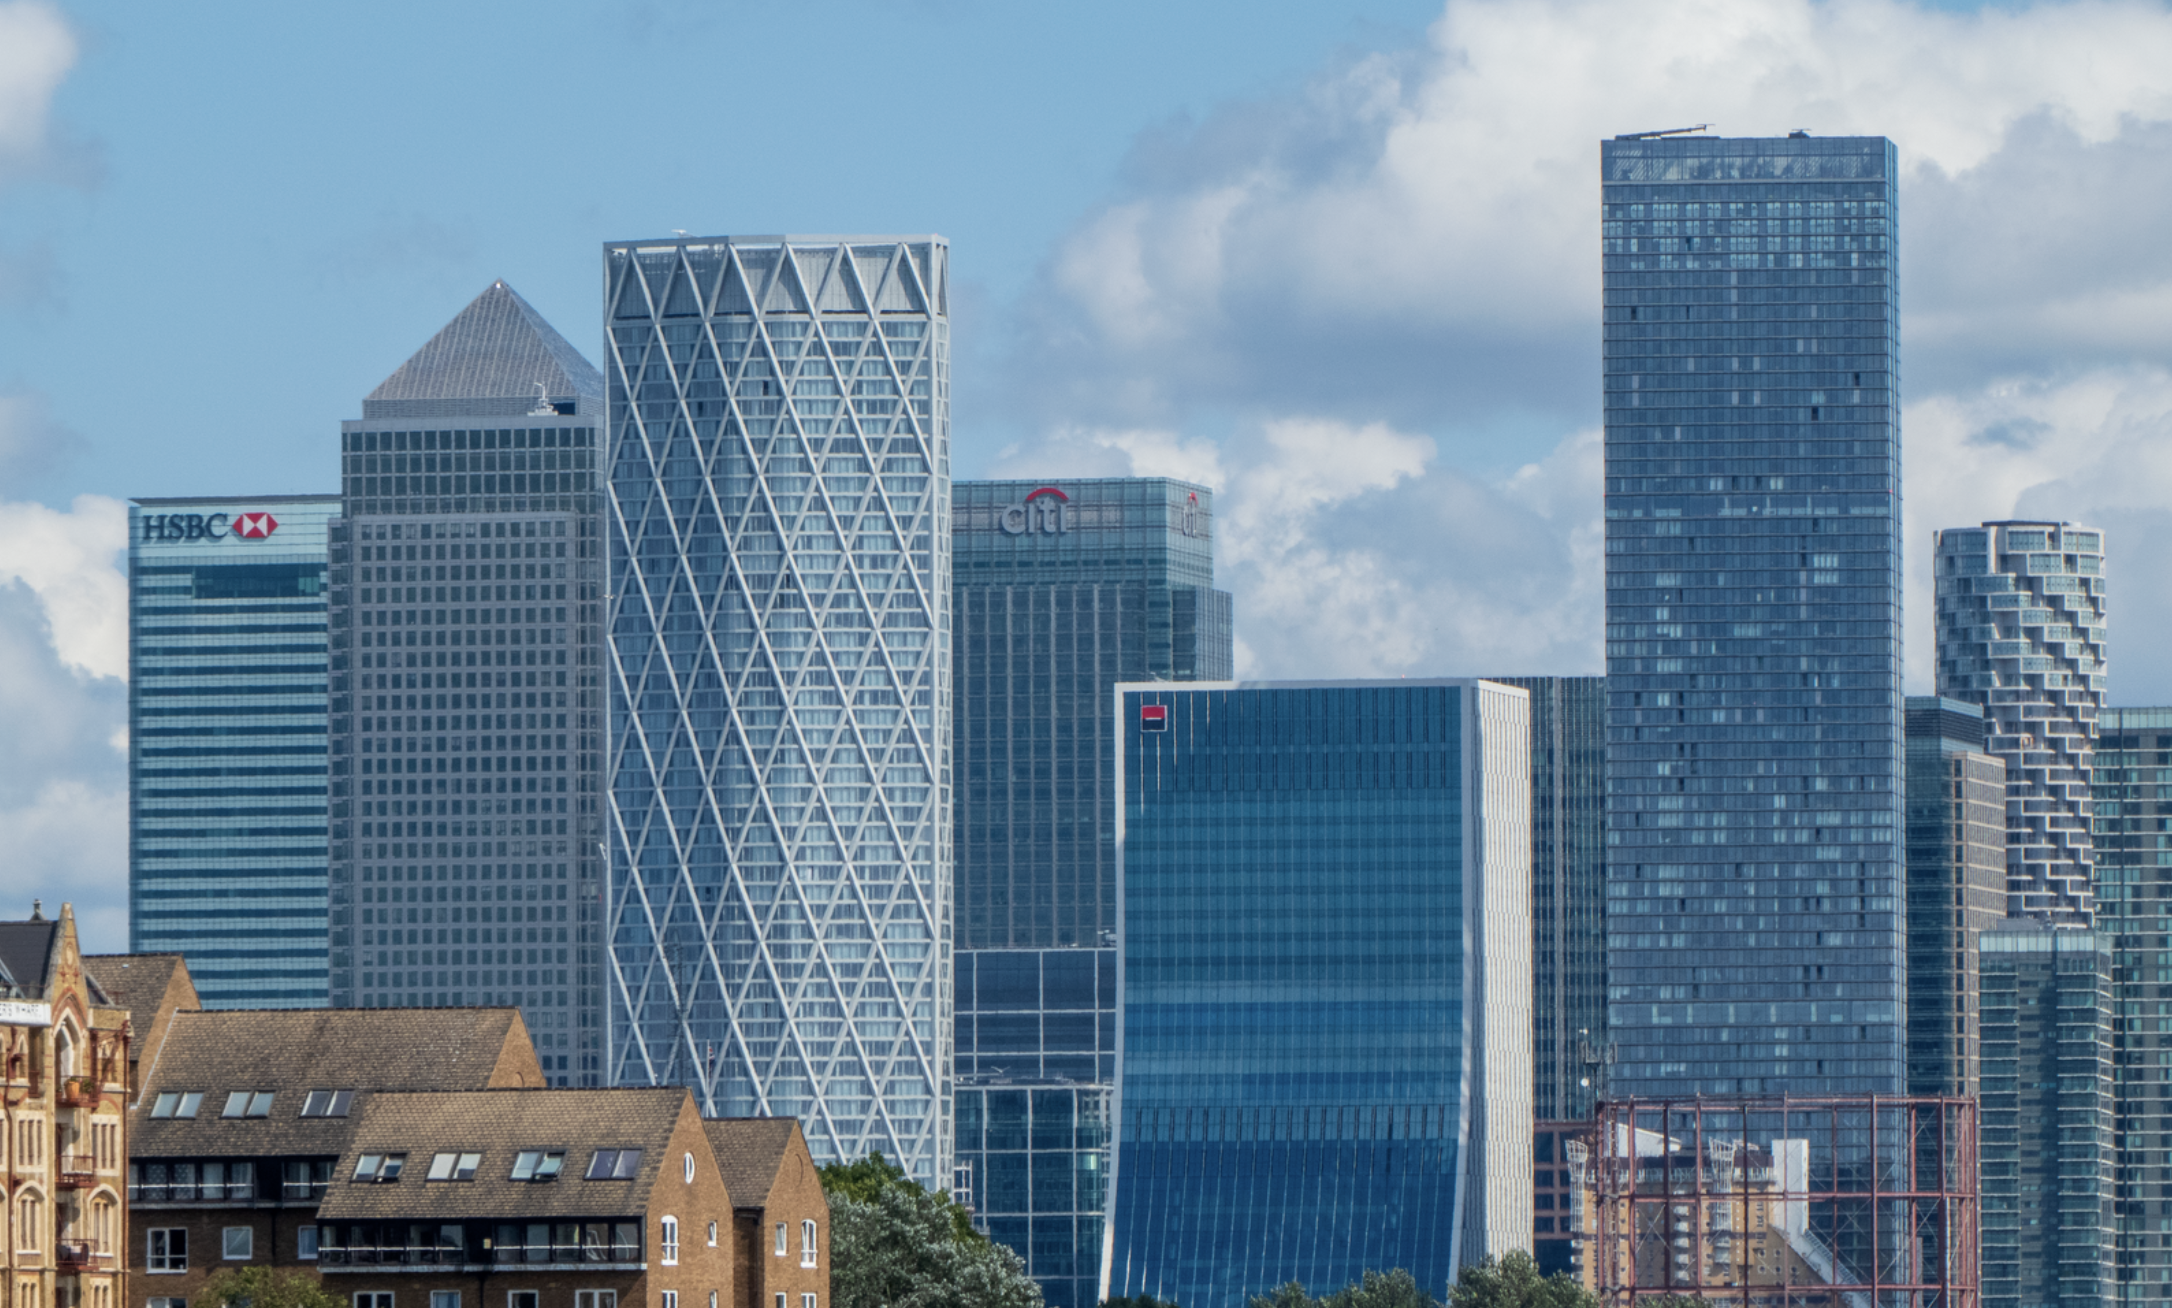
[2089,707,2172,1298]
[1601,132,1905,1097]
[1933,521,2108,922]
[325,280,608,1089]
[951,477,1232,1308]
[129,495,339,1007]
[1489,675,1607,1122]
[1104,680,1532,1306]
[1978,922,2114,1308]
[604,235,952,1186]
[1902,697,2006,1099]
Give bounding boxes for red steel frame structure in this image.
[1586,1096,1978,1308]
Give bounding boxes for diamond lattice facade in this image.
[604,235,952,1186]
[1601,133,1906,1097]
[326,280,609,1086]
[1933,520,2107,923]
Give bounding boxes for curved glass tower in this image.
[1601,133,1906,1097]
[605,235,953,1185]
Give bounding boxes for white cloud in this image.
[0,0,75,174]
[0,492,128,681]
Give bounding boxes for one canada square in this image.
[1602,134,1904,1096]
[605,235,952,1184]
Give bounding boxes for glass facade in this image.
[1978,922,2114,1308]
[604,235,953,1187]
[1902,696,2006,1100]
[953,477,1231,1307]
[1933,521,2107,922]
[1105,680,1531,1307]
[2090,707,2172,1300]
[1601,133,1905,1097]
[1489,676,1606,1122]
[128,495,339,1007]
[326,280,608,1085]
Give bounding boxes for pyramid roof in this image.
[363,280,602,420]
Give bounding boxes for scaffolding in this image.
[1580,1097,1978,1308]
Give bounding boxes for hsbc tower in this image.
[128,493,341,1007]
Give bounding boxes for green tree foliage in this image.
[1250,1268,1442,1308]
[819,1152,1042,1308]
[1100,1298,1184,1308]
[1445,1252,1599,1308]
[190,1267,345,1308]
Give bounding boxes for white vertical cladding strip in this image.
[1469,680,1534,1262]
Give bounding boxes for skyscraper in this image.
[1601,131,1905,1097]
[2089,707,2172,1298]
[951,477,1232,1308]
[604,235,953,1186]
[1103,680,1532,1307]
[1902,696,2006,1099]
[326,280,608,1087]
[129,495,339,1007]
[1488,675,1606,1122]
[1978,921,2114,1308]
[1932,521,2107,922]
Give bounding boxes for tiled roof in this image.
[82,954,189,1026]
[0,919,58,998]
[703,1118,800,1210]
[134,1007,536,1158]
[363,280,602,420]
[316,1087,695,1222]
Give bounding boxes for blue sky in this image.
[8,0,2172,946]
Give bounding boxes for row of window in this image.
[353,1147,641,1184]
[144,1219,820,1272]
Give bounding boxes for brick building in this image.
[0,903,134,1308]
[80,956,198,1100]
[703,1120,827,1308]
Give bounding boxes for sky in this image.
[5,0,2172,950]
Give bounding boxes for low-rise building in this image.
[81,955,199,1100]
[703,1120,828,1308]
[0,903,133,1308]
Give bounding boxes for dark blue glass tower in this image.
[1105,680,1532,1308]
[1601,133,1905,1097]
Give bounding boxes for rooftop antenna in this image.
[1613,123,1713,140]
[529,382,556,417]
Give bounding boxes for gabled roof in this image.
[703,1117,803,1210]
[316,1087,697,1222]
[134,1007,541,1158]
[362,280,602,421]
[82,954,192,1028]
[0,918,58,999]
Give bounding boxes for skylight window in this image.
[353,1153,406,1183]
[221,1092,274,1119]
[151,1092,205,1119]
[586,1149,643,1180]
[510,1151,564,1181]
[427,1153,482,1182]
[300,1090,354,1118]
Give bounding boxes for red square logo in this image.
[1140,704,1168,733]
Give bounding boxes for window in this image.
[221,1091,273,1118]
[683,1151,695,1183]
[18,1192,41,1249]
[427,1153,482,1181]
[774,1224,786,1257]
[147,1229,187,1273]
[355,1296,394,1308]
[297,1227,319,1261]
[148,1299,187,1308]
[510,1151,564,1181]
[575,1293,617,1308]
[660,1216,679,1265]
[706,1222,717,1247]
[353,1153,405,1182]
[662,1295,678,1308]
[223,1228,253,1260]
[801,1297,816,1308]
[149,1092,202,1120]
[431,1295,461,1308]
[508,1295,538,1308]
[301,1090,355,1118]
[800,1220,817,1268]
[774,1296,785,1308]
[586,1149,642,1179]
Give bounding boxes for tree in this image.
[1446,1252,1598,1308]
[190,1267,345,1308]
[1101,1298,1183,1308]
[1250,1269,1442,1308]
[820,1152,1042,1308]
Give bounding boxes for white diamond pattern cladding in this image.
[605,238,951,1185]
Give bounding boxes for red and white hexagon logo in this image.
[233,512,279,539]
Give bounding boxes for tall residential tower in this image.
[604,235,953,1185]
[1601,132,1905,1097]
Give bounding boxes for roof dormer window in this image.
[427,1152,482,1182]
[585,1149,642,1180]
[150,1092,204,1119]
[510,1151,564,1181]
[353,1153,406,1183]
[300,1090,354,1118]
[221,1092,274,1119]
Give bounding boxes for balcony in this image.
[57,1078,98,1109]
[57,1156,96,1189]
[55,1241,104,1271]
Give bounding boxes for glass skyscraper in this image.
[1104,680,1532,1307]
[604,235,953,1186]
[1933,520,2107,922]
[951,477,1232,1308]
[1901,696,2005,1100]
[1601,132,1905,1097]
[128,495,339,1007]
[326,280,608,1086]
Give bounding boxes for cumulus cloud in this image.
[0,0,73,174]
[977,0,2172,687]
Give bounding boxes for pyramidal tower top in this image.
[363,280,603,420]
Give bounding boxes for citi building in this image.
[603,234,953,1185]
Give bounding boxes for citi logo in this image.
[999,486,1070,536]
[141,512,280,543]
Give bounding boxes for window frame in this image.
[297,1226,320,1261]
[661,1294,678,1308]
[222,1227,253,1261]
[800,1220,817,1268]
[146,1227,188,1273]
[774,1223,786,1257]
[660,1215,679,1266]
[430,1294,461,1308]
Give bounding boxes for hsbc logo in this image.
[999,486,1071,536]
[141,512,280,543]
